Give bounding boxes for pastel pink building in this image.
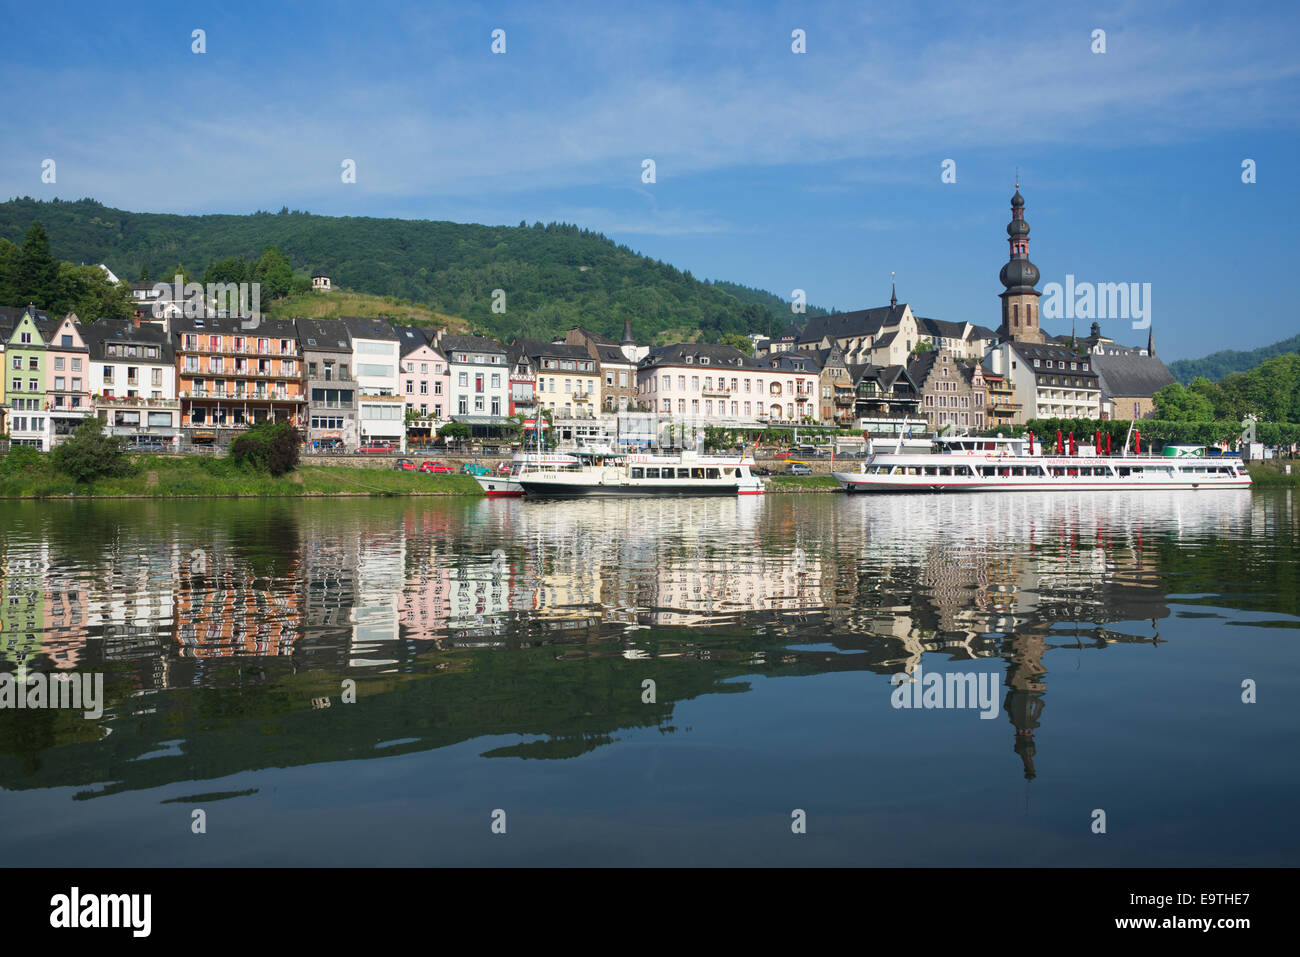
[395,326,450,422]
[637,343,821,424]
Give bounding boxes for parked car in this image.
[460,463,491,476]
[392,458,416,471]
[358,442,396,454]
[751,465,772,476]
[420,461,453,474]
[785,462,814,476]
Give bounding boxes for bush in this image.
[229,421,302,476]
[0,444,44,475]
[48,418,136,483]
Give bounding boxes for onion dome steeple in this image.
[997,183,1045,344]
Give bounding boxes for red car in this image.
[392,458,417,471]
[358,442,396,454]
[420,461,453,474]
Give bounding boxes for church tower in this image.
[998,187,1044,344]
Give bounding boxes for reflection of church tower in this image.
[1003,631,1047,779]
[998,187,1045,344]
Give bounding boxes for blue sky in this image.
[2,0,1297,359]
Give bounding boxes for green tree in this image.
[0,237,19,304]
[1153,382,1214,422]
[254,246,294,301]
[49,417,135,483]
[17,222,60,308]
[52,262,134,321]
[717,333,753,354]
[229,421,302,476]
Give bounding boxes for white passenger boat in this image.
[474,451,579,497]
[517,449,765,497]
[833,433,1251,493]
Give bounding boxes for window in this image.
[55,357,65,370]
[458,371,469,387]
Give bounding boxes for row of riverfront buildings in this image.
[0,189,1173,451]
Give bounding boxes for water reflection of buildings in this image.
[827,491,1253,780]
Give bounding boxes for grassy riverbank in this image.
[0,454,483,498]
[1247,462,1300,486]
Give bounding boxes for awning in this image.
[452,415,516,427]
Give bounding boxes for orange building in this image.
[172,316,305,446]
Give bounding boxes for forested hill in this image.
[0,197,818,344]
[1169,333,1300,383]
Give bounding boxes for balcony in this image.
[181,389,303,402]
[181,342,297,357]
[94,396,180,409]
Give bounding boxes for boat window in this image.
[706,468,720,479]
[645,467,659,478]
[678,468,691,479]
[631,468,644,479]
[692,468,705,479]
[924,466,937,476]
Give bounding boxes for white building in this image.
[341,317,404,448]
[438,334,512,427]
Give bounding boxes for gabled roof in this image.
[907,351,939,384]
[509,338,592,362]
[1091,353,1176,399]
[765,351,821,373]
[36,318,88,350]
[78,320,174,361]
[591,342,635,365]
[873,331,898,350]
[640,343,757,370]
[0,305,52,326]
[846,362,915,391]
[777,322,803,340]
[338,315,398,341]
[439,334,508,355]
[799,304,907,343]
[917,317,969,340]
[294,317,352,351]
[392,324,437,356]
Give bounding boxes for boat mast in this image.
[1123,420,1135,457]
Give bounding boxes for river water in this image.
[1,490,1297,865]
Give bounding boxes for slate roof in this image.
[510,338,592,362]
[0,305,51,325]
[78,320,174,361]
[641,343,757,370]
[917,317,969,340]
[1091,353,1176,399]
[763,351,821,373]
[907,351,939,384]
[338,315,398,341]
[439,334,508,355]
[294,318,352,352]
[392,324,437,356]
[846,362,915,392]
[799,304,908,343]
[1008,340,1101,386]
